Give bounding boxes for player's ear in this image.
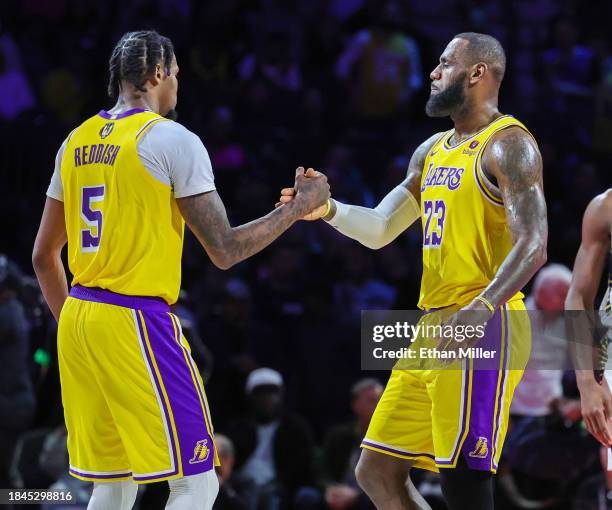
[470,63,487,84]
[149,63,162,86]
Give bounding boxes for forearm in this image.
[223,201,305,267]
[33,253,68,321]
[323,186,420,249]
[566,289,602,386]
[479,236,547,308]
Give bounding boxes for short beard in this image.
[164,109,178,121]
[425,72,467,118]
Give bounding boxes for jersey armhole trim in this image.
[136,117,170,141]
[474,123,532,207]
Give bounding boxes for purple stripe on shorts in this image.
[140,311,215,477]
[169,314,214,435]
[98,108,147,120]
[70,285,170,312]
[69,467,132,480]
[361,440,436,460]
[492,305,510,470]
[135,313,180,479]
[460,307,506,470]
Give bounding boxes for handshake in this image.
[275,167,333,221]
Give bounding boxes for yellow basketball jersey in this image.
[60,109,184,304]
[418,115,532,310]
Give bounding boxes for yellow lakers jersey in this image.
[60,109,184,304]
[418,115,532,310]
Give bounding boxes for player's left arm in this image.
[477,126,548,309]
[32,197,69,321]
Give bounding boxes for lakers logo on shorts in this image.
[468,437,489,459]
[189,439,210,464]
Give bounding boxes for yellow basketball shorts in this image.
[58,285,218,484]
[361,300,530,473]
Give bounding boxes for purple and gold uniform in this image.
[362,116,534,472]
[47,108,219,483]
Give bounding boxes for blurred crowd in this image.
[1,0,612,508]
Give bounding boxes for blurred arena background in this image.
[1,0,612,508]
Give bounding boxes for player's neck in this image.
[108,94,159,115]
[451,103,501,142]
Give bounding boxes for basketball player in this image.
[565,190,612,447]
[279,33,547,509]
[31,31,329,510]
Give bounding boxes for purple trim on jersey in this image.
[473,163,504,206]
[70,285,170,312]
[361,440,436,460]
[139,311,215,478]
[69,467,132,480]
[98,108,147,120]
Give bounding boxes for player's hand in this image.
[325,485,359,510]
[578,375,612,446]
[437,299,493,361]
[276,168,330,220]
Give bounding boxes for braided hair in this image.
[107,31,174,98]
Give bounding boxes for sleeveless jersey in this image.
[60,109,184,304]
[418,115,533,310]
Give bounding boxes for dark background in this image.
[0,0,611,507]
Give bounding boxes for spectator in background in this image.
[214,434,247,510]
[320,145,374,208]
[335,0,422,120]
[592,35,612,158]
[226,368,319,510]
[239,30,303,93]
[320,378,383,510]
[0,50,35,122]
[543,17,596,108]
[333,245,397,321]
[500,264,598,506]
[0,255,36,490]
[542,17,596,147]
[205,105,247,192]
[511,264,575,419]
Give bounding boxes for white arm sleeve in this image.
[137,121,216,198]
[325,185,420,249]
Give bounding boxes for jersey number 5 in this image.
[81,186,105,252]
[423,199,446,247]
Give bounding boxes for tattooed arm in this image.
[477,126,548,308]
[177,168,329,270]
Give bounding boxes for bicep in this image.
[569,200,610,302]
[486,129,547,242]
[33,197,67,256]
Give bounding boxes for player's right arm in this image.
[32,197,69,321]
[565,190,612,445]
[33,140,70,322]
[277,133,443,249]
[177,167,329,270]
